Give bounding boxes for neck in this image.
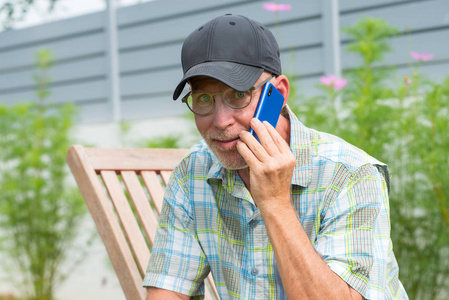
[277,114,291,145]
[238,167,251,191]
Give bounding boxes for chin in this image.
[209,145,248,170]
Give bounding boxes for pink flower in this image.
[263,3,292,12]
[410,51,434,61]
[404,76,411,87]
[320,75,347,90]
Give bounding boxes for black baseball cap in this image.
[173,14,282,100]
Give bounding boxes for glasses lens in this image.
[223,89,252,108]
[188,92,214,115]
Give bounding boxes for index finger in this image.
[250,118,280,156]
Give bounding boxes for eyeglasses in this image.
[182,75,274,115]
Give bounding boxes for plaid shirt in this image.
[143,107,408,300]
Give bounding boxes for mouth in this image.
[213,137,240,149]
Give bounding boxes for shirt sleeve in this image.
[313,163,390,299]
[142,160,210,299]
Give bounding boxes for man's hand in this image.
[237,117,296,210]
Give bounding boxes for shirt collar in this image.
[285,105,313,187]
[206,162,252,201]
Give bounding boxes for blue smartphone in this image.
[249,82,284,142]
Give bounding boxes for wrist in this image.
[258,198,295,218]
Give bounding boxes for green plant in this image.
[139,112,200,149]
[0,0,60,29]
[392,74,449,299]
[291,17,449,299]
[142,134,183,148]
[0,49,86,300]
[118,120,133,147]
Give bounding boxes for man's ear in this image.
[274,75,290,106]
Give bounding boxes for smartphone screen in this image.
[249,82,284,142]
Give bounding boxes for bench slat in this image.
[121,170,159,246]
[101,170,150,276]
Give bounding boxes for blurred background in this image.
[0,0,448,299]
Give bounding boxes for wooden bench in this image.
[66,145,219,300]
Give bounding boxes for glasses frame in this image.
[182,74,275,115]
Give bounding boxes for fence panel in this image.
[0,0,447,124]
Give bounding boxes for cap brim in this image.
[173,61,264,100]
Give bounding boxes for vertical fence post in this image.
[322,0,342,109]
[106,0,121,122]
[322,0,341,78]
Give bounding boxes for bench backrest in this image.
[66,145,219,300]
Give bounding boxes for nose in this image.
[212,95,235,130]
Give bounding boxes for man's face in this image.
[190,75,268,170]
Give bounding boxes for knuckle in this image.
[262,163,275,174]
[289,157,297,168]
[261,141,271,149]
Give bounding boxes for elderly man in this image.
[143,14,408,300]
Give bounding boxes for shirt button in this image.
[249,220,257,228]
[251,267,259,276]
